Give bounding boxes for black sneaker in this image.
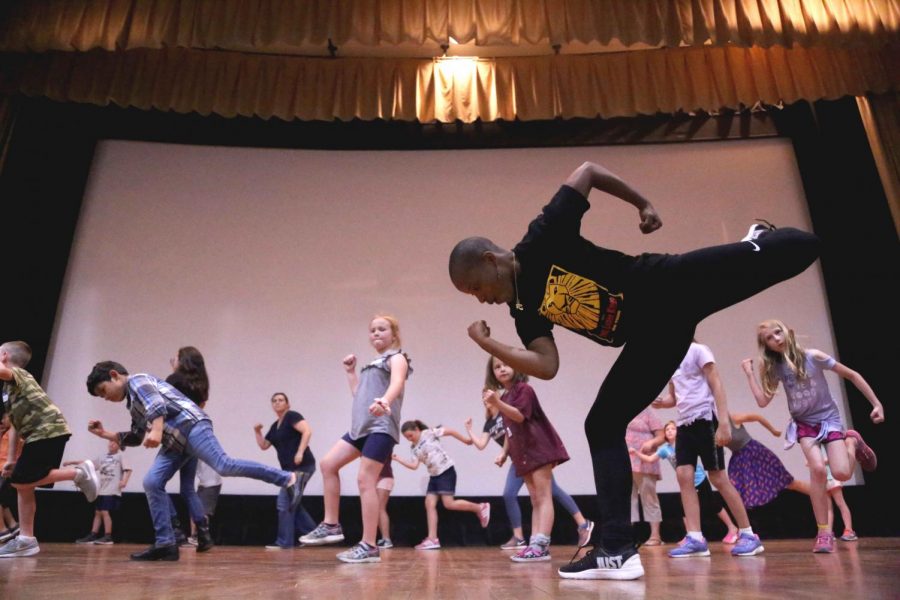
[130,544,179,561]
[93,534,114,545]
[558,544,644,580]
[76,532,100,544]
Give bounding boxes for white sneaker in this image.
[478,502,491,528]
[0,535,40,558]
[74,460,99,502]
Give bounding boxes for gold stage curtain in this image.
[1,43,896,122]
[1,0,898,52]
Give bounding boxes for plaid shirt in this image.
[118,374,209,454]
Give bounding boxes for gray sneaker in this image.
[0,535,40,558]
[299,522,344,546]
[74,460,99,502]
[336,542,380,564]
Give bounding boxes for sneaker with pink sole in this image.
[813,530,835,553]
[510,544,551,562]
[415,537,441,550]
[478,503,491,528]
[846,430,877,471]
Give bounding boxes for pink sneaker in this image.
[846,430,877,471]
[510,544,551,562]
[478,503,491,528]
[722,531,739,545]
[813,530,835,553]
[415,537,441,550]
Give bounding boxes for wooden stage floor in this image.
[1,538,898,599]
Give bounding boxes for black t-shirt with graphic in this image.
[483,413,507,447]
[511,185,662,348]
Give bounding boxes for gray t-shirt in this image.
[348,349,411,443]
[726,419,752,452]
[95,451,129,497]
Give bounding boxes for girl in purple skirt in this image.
[725,413,809,509]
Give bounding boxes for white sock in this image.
[739,527,754,536]
[687,531,704,542]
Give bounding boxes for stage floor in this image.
[1,538,898,599]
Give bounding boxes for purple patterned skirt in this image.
[728,439,794,509]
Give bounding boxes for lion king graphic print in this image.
[539,264,622,344]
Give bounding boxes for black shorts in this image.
[675,419,725,472]
[0,476,16,508]
[10,434,70,487]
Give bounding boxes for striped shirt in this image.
[118,374,209,454]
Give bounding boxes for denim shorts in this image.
[341,432,395,463]
[427,466,457,495]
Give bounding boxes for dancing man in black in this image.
[448,161,820,580]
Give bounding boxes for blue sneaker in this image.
[731,533,764,556]
[668,536,710,558]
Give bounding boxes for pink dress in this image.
[626,407,662,478]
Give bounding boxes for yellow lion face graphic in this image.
[538,265,623,343]
[539,265,601,331]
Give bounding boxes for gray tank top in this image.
[726,418,752,452]
[348,349,411,443]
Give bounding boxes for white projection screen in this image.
[42,138,856,497]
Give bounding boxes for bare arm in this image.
[640,428,666,454]
[651,384,677,409]
[343,355,359,396]
[293,419,312,465]
[564,161,662,234]
[392,453,419,470]
[120,469,132,489]
[827,355,884,424]
[704,362,732,447]
[495,437,509,467]
[483,389,524,424]
[87,420,122,443]
[253,423,271,450]
[465,418,491,451]
[731,412,781,437]
[440,427,473,446]
[741,358,776,408]
[467,322,559,380]
[629,447,661,464]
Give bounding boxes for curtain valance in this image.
[1,0,898,54]
[2,43,896,123]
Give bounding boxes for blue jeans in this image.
[144,421,290,546]
[275,468,317,547]
[166,456,206,526]
[503,464,580,530]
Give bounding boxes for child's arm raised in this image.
[817,350,885,424]
[439,426,473,446]
[731,412,782,437]
[343,355,359,396]
[465,418,491,451]
[483,389,525,424]
[741,358,776,408]
[392,453,419,470]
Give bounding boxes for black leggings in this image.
[584,227,820,549]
